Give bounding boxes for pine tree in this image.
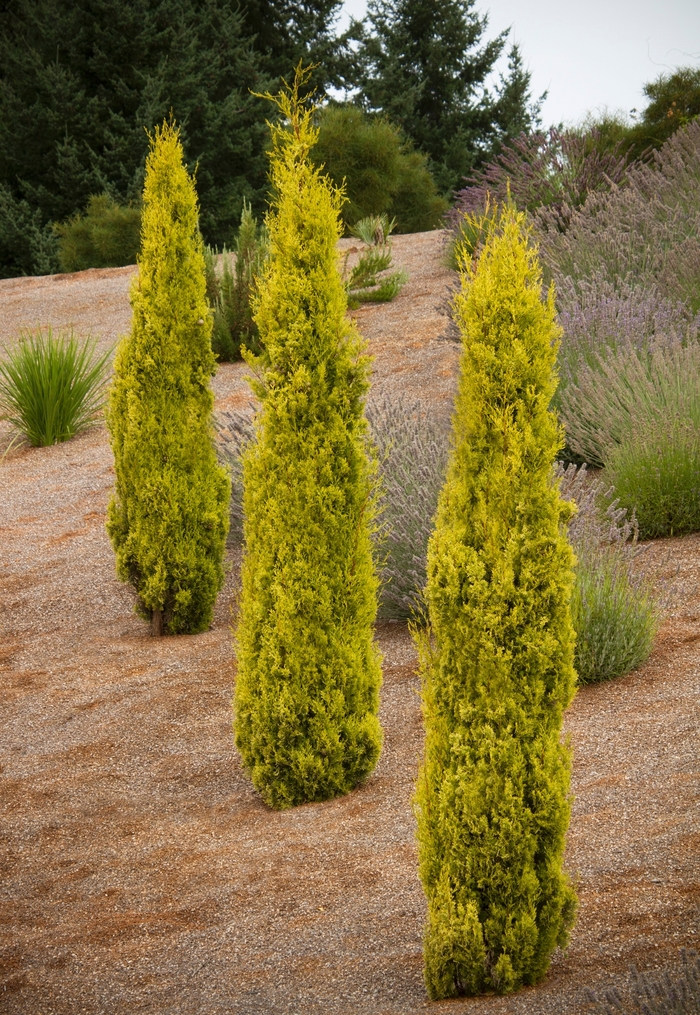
[354,0,544,195]
[107,120,230,636]
[233,68,383,809]
[415,204,577,997]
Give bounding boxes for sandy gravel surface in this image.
[0,232,698,1014]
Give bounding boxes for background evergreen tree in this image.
[353,0,544,195]
[0,0,271,275]
[415,204,577,996]
[239,0,351,91]
[107,120,230,636]
[233,69,383,809]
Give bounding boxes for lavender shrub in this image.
[539,118,700,311]
[555,273,700,395]
[216,401,658,679]
[452,127,629,230]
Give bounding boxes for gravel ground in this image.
[0,231,698,1014]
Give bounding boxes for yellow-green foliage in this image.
[415,205,578,997]
[107,121,230,636]
[233,70,383,810]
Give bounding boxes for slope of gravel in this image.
[0,232,698,1015]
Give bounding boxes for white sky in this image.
[336,0,700,128]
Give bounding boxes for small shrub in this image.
[313,103,447,234]
[572,546,658,684]
[587,948,700,1015]
[344,214,408,307]
[608,418,700,539]
[561,341,700,538]
[0,327,110,446]
[204,201,267,362]
[559,461,658,683]
[55,194,141,272]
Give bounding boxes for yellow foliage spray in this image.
[415,204,578,996]
[107,121,230,636]
[233,68,383,809]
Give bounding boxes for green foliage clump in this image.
[572,544,657,684]
[233,71,383,810]
[415,205,577,998]
[0,326,109,447]
[344,214,408,306]
[585,67,700,163]
[0,183,60,279]
[107,121,230,636]
[204,201,268,362]
[313,104,446,233]
[55,194,141,272]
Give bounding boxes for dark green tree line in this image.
[0,0,347,276]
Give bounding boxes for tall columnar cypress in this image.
[415,205,577,997]
[107,121,230,636]
[233,70,383,810]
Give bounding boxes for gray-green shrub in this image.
[557,463,658,684]
[0,327,110,446]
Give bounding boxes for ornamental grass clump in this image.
[107,120,230,636]
[0,326,109,446]
[233,69,383,810]
[415,204,577,998]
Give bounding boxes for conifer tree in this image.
[233,68,383,809]
[354,0,544,194]
[415,204,577,997]
[107,121,230,636]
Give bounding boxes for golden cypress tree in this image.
[233,68,383,809]
[415,204,578,997]
[107,121,230,636]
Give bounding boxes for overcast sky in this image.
[337,0,700,127]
